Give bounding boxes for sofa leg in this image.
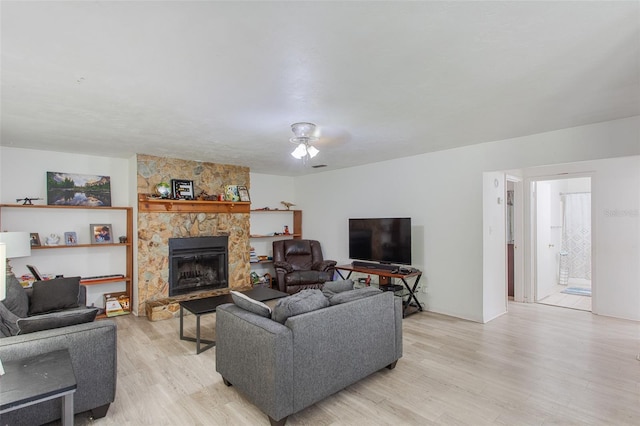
[222,377,232,387]
[269,415,288,426]
[386,360,398,370]
[90,403,111,419]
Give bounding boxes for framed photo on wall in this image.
[237,185,250,202]
[90,224,113,244]
[171,179,194,200]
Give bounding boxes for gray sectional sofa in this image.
[216,283,403,426]
[0,277,117,424]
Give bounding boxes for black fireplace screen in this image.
[168,236,228,297]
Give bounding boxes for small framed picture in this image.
[224,185,240,201]
[237,185,251,202]
[90,224,113,244]
[64,232,78,246]
[30,233,41,247]
[171,179,194,200]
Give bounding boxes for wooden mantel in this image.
[138,194,250,213]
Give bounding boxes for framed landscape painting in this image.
[47,172,111,206]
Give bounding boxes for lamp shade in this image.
[0,232,31,258]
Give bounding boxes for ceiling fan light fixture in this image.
[289,122,320,164]
[291,143,308,159]
[307,145,319,158]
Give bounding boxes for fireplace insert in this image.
[168,236,228,297]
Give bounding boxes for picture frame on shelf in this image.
[30,233,41,247]
[237,185,251,202]
[90,223,113,244]
[64,231,78,246]
[225,185,240,201]
[171,179,194,200]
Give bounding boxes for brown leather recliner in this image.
[273,239,337,294]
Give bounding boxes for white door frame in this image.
[522,172,595,309]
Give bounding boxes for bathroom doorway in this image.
[533,177,592,311]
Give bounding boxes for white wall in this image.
[0,147,134,308]
[2,116,638,321]
[294,116,640,322]
[248,173,295,276]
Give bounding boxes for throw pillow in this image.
[272,289,329,324]
[328,286,383,306]
[321,279,354,298]
[0,301,20,337]
[230,290,272,318]
[28,277,81,316]
[17,307,99,335]
[1,274,29,318]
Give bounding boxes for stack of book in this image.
[250,247,259,263]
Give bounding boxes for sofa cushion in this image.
[272,289,329,324]
[321,279,354,298]
[1,274,29,318]
[328,286,383,306]
[16,307,99,335]
[230,290,272,318]
[28,277,80,316]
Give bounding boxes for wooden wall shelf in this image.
[137,195,250,213]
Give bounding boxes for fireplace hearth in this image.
[169,236,228,297]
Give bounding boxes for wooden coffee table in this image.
[179,287,288,354]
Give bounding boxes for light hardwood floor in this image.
[67,302,639,426]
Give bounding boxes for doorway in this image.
[533,177,592,311]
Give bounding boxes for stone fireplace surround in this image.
[137,154,251,320]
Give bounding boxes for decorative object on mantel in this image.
[171,179,194,200]
[197,190,217,201]
[290,122,320,165]
[281,201,295,210]
[225,185,240,202]
[46,171,111,206]
[16,197,42,205]
[237,185,250,202]
[155,182,171,198]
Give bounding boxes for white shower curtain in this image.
[562,193,591,280]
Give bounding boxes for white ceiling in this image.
[1,1,638,176]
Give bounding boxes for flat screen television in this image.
[349,217,412,265]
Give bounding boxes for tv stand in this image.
[336,264,423,317]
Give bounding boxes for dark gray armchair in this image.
[273,239,336,294]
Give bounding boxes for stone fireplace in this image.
[169,236,228,296]
[136,154,251,319]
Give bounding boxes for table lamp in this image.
[0,231,31,285]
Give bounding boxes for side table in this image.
[0,349,77,426]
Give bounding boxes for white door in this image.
[535,181,557,300]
